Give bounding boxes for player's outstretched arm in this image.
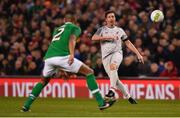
[68,34,77,65]
[124,40,144,64]
[92,34,117,41]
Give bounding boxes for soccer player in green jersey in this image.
[21,14,113,112]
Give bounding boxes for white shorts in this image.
[102,52,123,73]
[42,56,83,77]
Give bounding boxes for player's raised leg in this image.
[103,53,137,104]
[106,63,137,104]
[104,62,121,102]
[78,64,112,110]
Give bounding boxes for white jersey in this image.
[95,26,128,59]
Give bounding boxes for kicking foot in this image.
[128,97,137,104]
[99,102,110,110]
[99,99,118,111]
[20,106,31,112]
[99,90,117,110]
[99,98,116,110]
[104,90,116,103]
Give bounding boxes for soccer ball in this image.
[150,10,164,22]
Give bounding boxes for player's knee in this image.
[41,77,51,86]
[87,68,94,75]
[83,67,94,76]
[79,64,94,76]
[110,63,117,70]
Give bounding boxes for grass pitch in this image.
[0,97,179,117]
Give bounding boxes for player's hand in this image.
[106,35,118,40]
[68,55,74,65]
[112,35,118,40]
[109,35,118,40]
[137,54,144,64]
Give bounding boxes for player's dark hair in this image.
[65,14,77,23]
[105,10,115,18]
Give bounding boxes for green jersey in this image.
[44,22,81,59]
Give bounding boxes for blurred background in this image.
[0,1,180,116]
[0,0,179,78]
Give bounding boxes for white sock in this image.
[117,80,131,99]
[108,69,131,99]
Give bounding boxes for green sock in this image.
[24,82,45,109]
[86,74,104,106]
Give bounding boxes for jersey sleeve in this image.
[120,28,128,41]
[71,26,81,37]
[95,27,102,36]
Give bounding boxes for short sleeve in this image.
[72,26,81,37]
[95,27,102,36]
[120,29,128,41]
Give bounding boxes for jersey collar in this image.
[65,22,72,24]
[105,25,116,29]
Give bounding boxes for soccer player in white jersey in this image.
[92,10,144,104]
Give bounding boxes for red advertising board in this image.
[0,78,180,100]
